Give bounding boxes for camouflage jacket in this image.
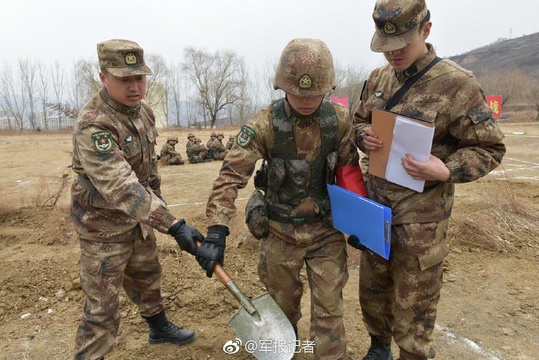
[209,139,227,153]
[354,44,506,224]
[160,142,182,161]
[207,99,360,245]
[71,88,176,241]
[186,140,195,157]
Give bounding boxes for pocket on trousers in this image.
[417,242,449,271]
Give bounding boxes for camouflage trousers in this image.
[360,220,450,360]
[74,226,165,360]
[189,150,209,164]
[258,232,348,360]
[162,155,185,165]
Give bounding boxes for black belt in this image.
[268,209,322,226]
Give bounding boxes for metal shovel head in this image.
[229,292,296,360]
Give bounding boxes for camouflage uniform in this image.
[354,2,506,358]
[188,138,209,163]
[206,132,217,148]
[226,135,235,150]
[206,38,366,359]
[160,136,185,165]
[71,39,194,359]
[185,133,195,158]
[208,133,228,160]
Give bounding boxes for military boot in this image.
[143,310,196,346]
[363,335,393,360]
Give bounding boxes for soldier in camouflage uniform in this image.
[208,132,228,160]
[352,2,506,359]
[195,38,367,360]
[160,135,185,165]
[226,134,234,150]
[188,137,211,163]
[206,132,217,148]
[71,39,204,360]
[185,133,195,158]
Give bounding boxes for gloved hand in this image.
[168,220,204,255]
[347,235,367,251]
[195,225,229,278]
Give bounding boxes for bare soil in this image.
[0,122,538,360]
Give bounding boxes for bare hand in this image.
[401,153,450,181]
[363,127,383,151]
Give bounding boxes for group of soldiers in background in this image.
[160,132,233,165]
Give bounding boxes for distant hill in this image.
[448,32,539,78]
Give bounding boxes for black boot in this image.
[143,310,196,346]
[363,335,393,360]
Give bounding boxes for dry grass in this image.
[449,178,539,253]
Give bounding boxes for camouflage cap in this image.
[167,135,178,142]
[273,38,336,97]
[371,0,428,52]
[97,39,152,77]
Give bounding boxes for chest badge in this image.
[374,90,384,98]
[92,130,113,154]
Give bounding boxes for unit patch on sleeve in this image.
[92,130,113,154]
[236,125,255,148]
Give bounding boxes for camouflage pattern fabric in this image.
[188,141,209,163]
[226,137,234,150]
[75,230,165,359]
[71,88,176,240]
[353,44,505,359]
[185,138,195,158]
[360,221,448,360]
[206,98,360,359]
[71,87,178,359]
[97,39,152,77]
[208,138,228,160]
[160,142,185,165]
[258,232,348,359]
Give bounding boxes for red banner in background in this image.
[330,97,348,107]
[486,95,502,118]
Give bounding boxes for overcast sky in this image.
[1,0,538,73]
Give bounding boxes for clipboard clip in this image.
[384,220,391,243]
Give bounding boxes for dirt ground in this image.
[0,121,538,360]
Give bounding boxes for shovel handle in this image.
[196,241,257,315]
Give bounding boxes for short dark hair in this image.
[419,10,431,31]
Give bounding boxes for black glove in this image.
[168,220,204,255]
[347,235,367,251]
[195,225,229,278]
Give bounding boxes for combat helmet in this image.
[273,38,336,97]
[217,132,224,137]
[167,135,178,142]
[194,137,202,142]
[210,132,217,137]
[187,132,195,139]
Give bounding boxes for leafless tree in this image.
[37,61,50,129]
[50,60,66,128]
[332,62,369,113]
[167,62,184,127]
[232,57,252,125]
[69,59,100,112]
[0,62,26,130]
[183,47,244,128]
[19,58,38,129]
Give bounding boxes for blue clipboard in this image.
[327,184,392,260]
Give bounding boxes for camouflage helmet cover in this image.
[187,132,195,139]
[210,132,217,137]
[217,132,224,137]
[97,39,152,77]
[371,0,428,52]
[194,137,202,142]
[273,38,336,97]
[167,135,179,142]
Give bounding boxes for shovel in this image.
[211,261,296,360]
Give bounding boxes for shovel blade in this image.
[229,293,296,360]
